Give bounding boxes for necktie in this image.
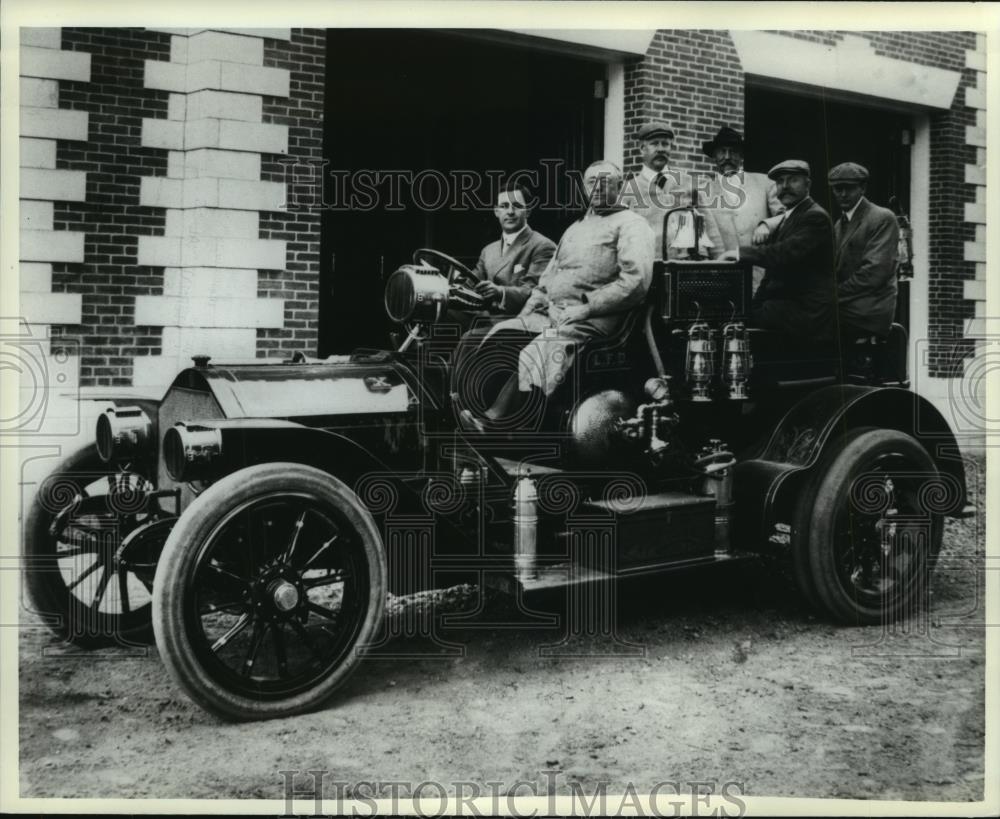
[655,172,667,190]
[771,214,787,241]
[836,214,848,242]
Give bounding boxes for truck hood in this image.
[165,358,424,420]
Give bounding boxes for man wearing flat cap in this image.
[701,126,783,252]
[828,162,900,339]
[721,160,835,339]
[619,120,723,260]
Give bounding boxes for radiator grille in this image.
[660,262,753,323]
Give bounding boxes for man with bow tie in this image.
[721,160,835,340]
[471,182,556,316]
[619,120,723,260]
[827,162,900,340]
[700,126,784,252]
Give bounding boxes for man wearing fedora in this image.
[721,159,835,339]
[827,162,900,340]
[701,125,783,252]
[619,120,722,260]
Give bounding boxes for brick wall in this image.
[624,30,744,179]
[927,92,978,376]
[258,29,326,359]
[25,27,982,390]
[51,28,172,386]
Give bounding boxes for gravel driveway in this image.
[17,456,987,805]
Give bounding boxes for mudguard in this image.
[732,385,968,553]
[180,418,425,493]
[170,419,468,594]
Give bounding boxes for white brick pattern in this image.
[962,35,988,341]
[137,29,290,381]
[18,28,87,330]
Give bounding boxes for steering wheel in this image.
[413,248,478,288]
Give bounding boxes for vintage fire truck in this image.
[24,241,970,721]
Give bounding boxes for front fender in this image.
[184,420,471,594]
[733,385,968,552]
[201,419,421,492]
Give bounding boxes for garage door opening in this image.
[320,30,607,353]
[745,82,914,328]
[745,82,913,216]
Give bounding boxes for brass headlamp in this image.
[163,422,223,482]
[384,262,450,324]
[96,405,153,463]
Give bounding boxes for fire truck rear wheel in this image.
[793,428,944,626]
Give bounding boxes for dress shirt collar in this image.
[639,164,669,183]
[782,198,807,219]
[842,197,865,223]
[717,166,745,180]
[500,225,528,250]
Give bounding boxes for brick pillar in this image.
[962,34,987,338]
[954,33,989,440]
[623,30,744,177]
[135,28,292,387]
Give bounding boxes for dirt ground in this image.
[17,457,987,804]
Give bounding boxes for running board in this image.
[485,552,741,596]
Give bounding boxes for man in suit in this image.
[458,160,654,431]
[721,159,836,340]
[471,183,556,316]
[827,162,900,339]
[700,126,783,252]
[619,120,722,260]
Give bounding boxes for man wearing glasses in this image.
[470,182,556,316]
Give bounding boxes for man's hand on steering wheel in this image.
[474,280,501,305]
[448,285,486,311]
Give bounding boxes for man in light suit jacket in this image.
[700,126,783,252]
[722,160,835,340]
[471,183,556,315]
[827,162,900,339]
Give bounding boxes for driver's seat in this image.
[452,299,652,437]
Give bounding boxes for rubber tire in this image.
[152,462,387,721]
[24,443,157,647]
[793,428,944,625]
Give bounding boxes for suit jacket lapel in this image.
[489,228,533,281]
[837,198,868,248]
[771,196,810,242]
